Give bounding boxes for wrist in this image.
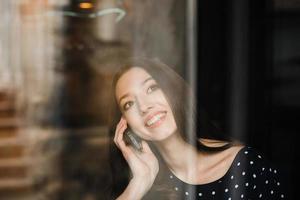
[131,177,153,197]
[118,178,152,200]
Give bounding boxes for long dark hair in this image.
[108,57,234,199]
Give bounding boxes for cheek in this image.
[156,91,171,105]
[123,111,141,127]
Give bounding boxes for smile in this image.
[145,111,167,128]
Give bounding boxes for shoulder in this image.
[229,146,279,176]
[232,146,275,170]
[226,146,287,199]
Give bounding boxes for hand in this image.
[114,117,159,199]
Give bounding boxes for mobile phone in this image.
[123,128,143,152]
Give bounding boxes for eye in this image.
[147,84,159,93]
[123,101,134,111]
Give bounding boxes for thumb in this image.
[141,140,154,153]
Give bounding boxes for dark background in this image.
[197,0,299,198]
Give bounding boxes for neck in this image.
[153,132,201,179]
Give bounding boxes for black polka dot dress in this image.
[167,146,286,199]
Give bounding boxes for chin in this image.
[148,127,178,141]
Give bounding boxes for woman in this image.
[108,57,286,199]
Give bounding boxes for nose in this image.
[136,96,153,115]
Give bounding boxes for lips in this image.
[144,111,167,128]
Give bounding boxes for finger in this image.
[116,122,128,146]
[141,140,152,153]
[134,141,153,162]
[121,147,142,171]
[114,118,126,145]
[115,122,128,149]
[113,118,122,141]
[117,134,144,168]
[112,120,145,169]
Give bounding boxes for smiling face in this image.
[115,67,178,141]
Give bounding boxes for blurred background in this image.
[0,0,298,199]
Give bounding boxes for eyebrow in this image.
[118,77,154,104]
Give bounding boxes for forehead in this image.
[115,67,152,97]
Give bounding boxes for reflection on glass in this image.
[0,0,187,199]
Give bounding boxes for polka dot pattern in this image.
[166,146,287,199]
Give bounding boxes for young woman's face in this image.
[115,67,177,141]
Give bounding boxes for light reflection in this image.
[0,0,187,199]
[79,2,93,9]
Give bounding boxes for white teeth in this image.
[146,113,165,126]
